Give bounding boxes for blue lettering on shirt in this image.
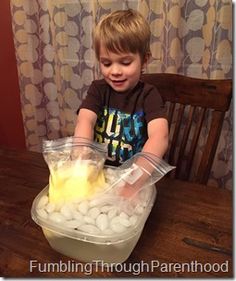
[94,106,147,165]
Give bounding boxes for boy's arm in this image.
[119,117,169,198]
[141,117,169,159]
[74,108,97,140]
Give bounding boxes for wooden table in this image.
[0,147,232,277]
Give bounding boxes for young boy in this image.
[74,9,168,170]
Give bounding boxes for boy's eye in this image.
[101,61,111,67]
[100,60,132,67]
[121,61,131,66]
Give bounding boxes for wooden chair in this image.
[141,73,232,184]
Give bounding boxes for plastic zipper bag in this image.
[107,152,175,214]
[42,137,108,205]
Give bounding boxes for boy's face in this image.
[99,45,145,92]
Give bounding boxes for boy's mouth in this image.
[111,79,127,86]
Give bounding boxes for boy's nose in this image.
[111,64,122,76]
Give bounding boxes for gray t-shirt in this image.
[78,79,166,166]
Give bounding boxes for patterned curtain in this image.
[10,0,232,189]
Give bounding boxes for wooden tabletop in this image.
[0,147,232,277]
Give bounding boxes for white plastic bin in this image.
[31,184,156,264]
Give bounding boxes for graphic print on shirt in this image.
[94,106,147,165]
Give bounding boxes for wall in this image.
[0,0,25,149]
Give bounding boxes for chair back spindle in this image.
[141,73,232,184]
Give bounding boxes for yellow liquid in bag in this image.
[48,160,106,204]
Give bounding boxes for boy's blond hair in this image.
[94,9,151,63]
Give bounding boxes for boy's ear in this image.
[142,52,151,72]
[144,52,151,63]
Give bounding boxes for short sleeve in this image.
[77,81,102,115]
[143,85,167,123]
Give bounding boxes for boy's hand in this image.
[118,182,140,198]
[70,146,92,161]
[116,163,147,199]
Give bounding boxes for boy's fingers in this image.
[118,183,138,198]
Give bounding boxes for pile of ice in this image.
[35,167,153,236]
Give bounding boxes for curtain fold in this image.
[10,0,232,188]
